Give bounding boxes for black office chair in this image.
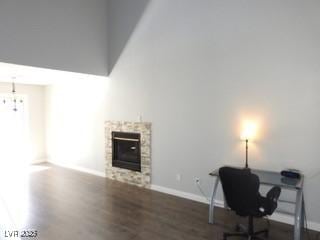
[219,167,281,240]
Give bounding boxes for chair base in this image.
[223,216,269,240]
[223,229,268,240]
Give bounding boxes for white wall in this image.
[107,0,150,73]
[45,76,108,175]
[0,83,46,163]
[105,0,320,224]
[0,0,108,76]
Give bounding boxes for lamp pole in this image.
[245,139,248,168]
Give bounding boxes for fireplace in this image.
[106,121,151,187]
[112,131,141,172]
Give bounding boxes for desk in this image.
[209,167,304,240]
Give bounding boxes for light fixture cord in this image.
[12,82,16,94]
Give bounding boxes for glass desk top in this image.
[209,166,304,190]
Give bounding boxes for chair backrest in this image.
[219,167,260,216]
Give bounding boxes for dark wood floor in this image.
[0,164,318,240]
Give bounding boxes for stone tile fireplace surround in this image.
[105,121,151,188]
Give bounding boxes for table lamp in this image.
[240,121,257,168]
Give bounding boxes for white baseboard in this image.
[31,158,47,164]
[151,184,210,204]
[48,160,106,178]
[150,184,320,232]
[269,212,320,232]
[151,184,225,206]
[307,220,320,233]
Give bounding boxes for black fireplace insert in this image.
[112,131,141,172]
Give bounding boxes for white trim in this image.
[48,161,106,178]
[31,158,47,164]
[307,220,320,232]
[150,184,320,232]
[269,212,320,232]
[151,184,224,206]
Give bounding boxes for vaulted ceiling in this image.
[0,0,149,76]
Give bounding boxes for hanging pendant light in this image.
[1,77,23,112]
[10,77,23,112]
[12,82,18,111]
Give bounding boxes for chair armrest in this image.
[266,186,281,202]
[258,186,281,216]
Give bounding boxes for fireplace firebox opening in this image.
[112,131,141,172]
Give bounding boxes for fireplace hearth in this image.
[112,131,141,172]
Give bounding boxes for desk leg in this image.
[209,176,219,224]
[302,196,305,227]
[294,190,303,240]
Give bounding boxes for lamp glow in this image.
[240,121,257,141]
